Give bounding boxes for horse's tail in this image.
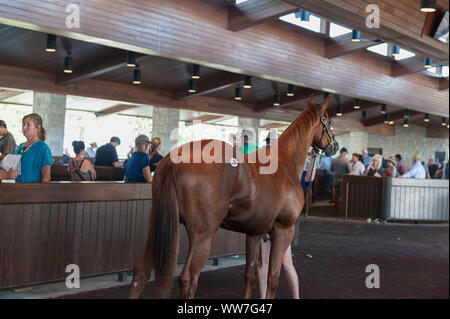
[150,159,180,298]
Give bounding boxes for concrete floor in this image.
[53,217,449,299]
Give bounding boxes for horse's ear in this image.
[320,95,331,113]
[308,94,315,105]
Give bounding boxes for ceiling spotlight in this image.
[188,79,197,93]
[384,114,389,124]
[64,51,73,73]
[243,76,252,89]
[380,104,387,114]
[424,57,433,68]
[351,30,361,42]
[287,84,295,97]
[353,99,360,109]
[391,44,400,57]
[273,94,280,107]
[389,120,394,125]
[46,34,56,52]
[404,109,409,119]
[362,110,367,120]
[133,64,142,85]
[403,118,409,127]
[442,117,447,126]
[127,51,136,67]
[420,0,436,12]
[192,64,200,79]
[336,104,343,117]
[424,113,430,122]
[234,87,242,101]
[296,9,310,21]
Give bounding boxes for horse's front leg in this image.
[244,235,262,299]
[265,224,295,299]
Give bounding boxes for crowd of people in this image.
[0,114,164,183]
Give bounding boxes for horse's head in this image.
[308,94,339,157]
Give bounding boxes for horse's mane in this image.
[277,103,321,161]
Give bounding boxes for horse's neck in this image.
[277,111,315,177]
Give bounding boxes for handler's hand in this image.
[7,168,19,180]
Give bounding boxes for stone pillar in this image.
[32,92,66,156]
[348,131,368,157]
[151,106,180,155]
[238,117,261,145]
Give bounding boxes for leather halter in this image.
[313,112,339,156]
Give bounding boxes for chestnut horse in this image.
[129,94,338,299]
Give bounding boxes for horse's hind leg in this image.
[265,224,295,299]
[129,248,152,299]
[179,233,214,299]
[244,235,262,299]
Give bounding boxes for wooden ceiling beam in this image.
[325,34,382,59]
[255,88,321,112]
[228,0,297,31]
[0,89,23,101]
[362,110,421,127]
[391,56,428,78]
[94,104,138,117]
[329,100,380,117]
[438,78,449,91]
[173,72,244,101]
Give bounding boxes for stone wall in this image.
[335,124,449,169]
[151,106,180,156]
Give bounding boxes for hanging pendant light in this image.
[384,114,390,124]
[273,94,280,107]
[441,117,447,127]
[64,51,73,73]
[188,79,197,93]
[46,34,56,52]
[351,30,361,42]
[403,118,409,127]
[420,0,436,12]
[362,110,367,120]
[380,104,387,114]
[424,113,430,122]
[234,87,242,100]
[127,51,136,67]
[287,84,295,97]
[133,64,142,85]
[298,9,310,21]
[353,99,360,109]
[404,109,409,119]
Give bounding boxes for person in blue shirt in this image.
[124,135,152,183]
[362,150,372,167]
[14,113,52,183]
[399,154,426,179]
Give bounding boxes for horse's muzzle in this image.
[323,140,339,157]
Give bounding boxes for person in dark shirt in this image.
[94,136,123,167]
[426,159,439,179]
[124,135,152,183]
[149,137,163,173]
[0,119,17,160]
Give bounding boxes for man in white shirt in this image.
[400,154,426,179]
[350,153,365,175]
[86,142,97,158]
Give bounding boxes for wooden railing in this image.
[0,182,245,289]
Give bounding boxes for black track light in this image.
[46,34,56,52]
[424,113,430,122]
[380,104,387,114]
[354,99,360,109]
[384,113,389,124]
[351,30,361,42]
[192,64,200,79]
[424,57,433,68]
[234,87,242,100]
[336,104,343,117]
[362,110,367,120]
[403,118,409,127]
[287,84,295,97]
[127,51,136,67]
[64,51,73,73]
[391,44,400,57]
[133,64,142,85]
[273,94,280,107]
[441,117,447,127]
[243,76,252,89]
[404,109,409,119]
[420,0,436,12]
[188,79,197,93]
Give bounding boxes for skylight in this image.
[425,65,449,78]
[367,43,415,61]
[329,22,352,37]
[235,0,248,4]
[279,12,321,33]
[367,43,388,56]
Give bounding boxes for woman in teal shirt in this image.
[14,113,52,183]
